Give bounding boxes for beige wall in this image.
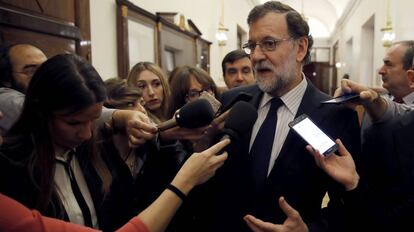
[89,0,255,86]
[331,0,414,87]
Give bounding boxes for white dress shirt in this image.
[54,150,99,228]
[249,76,307,175]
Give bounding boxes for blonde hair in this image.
[127,62,170,122]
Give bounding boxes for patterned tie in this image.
[250,98,283,191]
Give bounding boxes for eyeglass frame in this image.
[13,64,40,77]
[185,86,214,100]
[242,37,293,55]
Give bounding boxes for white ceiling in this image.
[258,0,353,38]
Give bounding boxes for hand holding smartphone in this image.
[289,114,337,156]
[321,93,359,104]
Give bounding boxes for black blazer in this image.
[354,111,414,231]
[95,127,192,232]
[0,135,129,232]
[202,82,361,232]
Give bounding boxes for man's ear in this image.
[406,70,414,89]
[296,37,308,63]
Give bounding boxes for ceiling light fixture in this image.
[216,0,228,46]
[380,0,395,47]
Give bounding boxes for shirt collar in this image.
[55,148,76,163]
[260,74,307,115]
[402,91,414,104]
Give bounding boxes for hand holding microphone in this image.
[157,99,215,142]
[157,98,215,131]
[193,101,258,152]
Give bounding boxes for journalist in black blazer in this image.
[356,110,414,231]
[200,2,361,232]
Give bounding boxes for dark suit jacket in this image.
[352,110,414,231]
[202,82,361,232]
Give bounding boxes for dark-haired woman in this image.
[0,54,157,231]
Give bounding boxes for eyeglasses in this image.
[242,37,292,55]
[186,87,213,100]
[13,64,40,77]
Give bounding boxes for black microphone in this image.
[216,92,253,116]
[157,98,215,131]
[221,101,258,141]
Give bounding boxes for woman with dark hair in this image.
[168,65,219,118]
[102,77,194,231]
[0,109,231,232]
[0,54,157,231]
[105,77,146,114]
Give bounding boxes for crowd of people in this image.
[1,1,414,232]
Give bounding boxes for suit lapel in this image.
[245,88,264,145]
[267,81,329,178]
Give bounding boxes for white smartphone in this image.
[288,114,338,156]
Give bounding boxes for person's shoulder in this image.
[0,87,24,97]
[0,87,24,107]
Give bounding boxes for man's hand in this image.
[339,79,388,121]
[244,197,309,232]
[306,139,359,191]
[112,110,157,147]
[159,126,208,142]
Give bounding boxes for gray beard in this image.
[256,75,285,96]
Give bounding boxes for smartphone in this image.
[321,93,359,104]
[288,114,337,156]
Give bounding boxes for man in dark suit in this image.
[357,110,414,231]
[309,78,414,232]
[204,1,361,232]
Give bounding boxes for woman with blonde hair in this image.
[127,62,170,123]
[127,62,207,144]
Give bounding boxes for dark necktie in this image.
[250,98,283,191]
[56,151,93,227]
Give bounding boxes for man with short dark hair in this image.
[0,44,47,134]
[207,1,360,231]
[221,49,255,89]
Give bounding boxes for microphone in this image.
[157,98,215,131]
[221,101,258,141]
[216,92,253,116]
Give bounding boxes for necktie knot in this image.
[268,98,283,114]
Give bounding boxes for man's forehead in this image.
[226,57,252,68]
[385,44,406,62]
[9,45,46,63]
[248,12,288,40]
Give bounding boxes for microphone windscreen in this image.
[218,92,253,116]
[176,98,215,128]
[224,101,258,136]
